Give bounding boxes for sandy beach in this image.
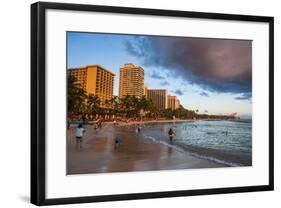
[67,123,226,174]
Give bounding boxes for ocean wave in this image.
[188,152,241,167]
[142,134,241,167]
[231,119,252,124]
[142,135,186,154]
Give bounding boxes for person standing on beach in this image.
[136,125,141,133]
[75,124,85,151]
[94,123,98,132]
[98,120,102,129]
[114,136,121,149]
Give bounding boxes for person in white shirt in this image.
[75,124,85,150]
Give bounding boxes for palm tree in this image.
[161,108,173,119]
[120,95,132,109]
[149,105,159,119]
[87,94,100,117]
[104,99,111,109]
[67,74,87,115]
[105,96,119,109]
[145,99,159,119]
[120,95,131,115]
[120,95,141,118]
[110,96,119,116]
[137,96,148,111]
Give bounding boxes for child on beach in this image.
[114,136,121,149]
[75,124,85,150]
[94,123,98,132]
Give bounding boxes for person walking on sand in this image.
[94,123,98,132]
[98,120,102,129]
[114,136,121,149]
[168,128,175,141]
[136,125,141,133]
[75,124,85,151]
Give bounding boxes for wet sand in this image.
[67,124,226,174]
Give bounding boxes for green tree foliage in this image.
[67,74,205,120]
[67,74,87,114]
[86,94,100,116]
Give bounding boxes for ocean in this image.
[141,120,252,167]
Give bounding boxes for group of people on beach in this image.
[74,121,125,151]
[74,121,177,151]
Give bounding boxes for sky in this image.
[67,32,252,117]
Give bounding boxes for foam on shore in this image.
[142,134,239,167]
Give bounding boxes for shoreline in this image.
[106,118,230,127]
[69,118,239,127]
[67,123,227,175]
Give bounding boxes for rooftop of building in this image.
[147,89,167,91]
[121,63,144,70]
[124,63,135,67]
[68,64,115,76]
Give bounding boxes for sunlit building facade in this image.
[119,63,144,98]
[147,89,167,110]
[68,65,115,106]
[167,95,176,110]
[143,85,148,98]
[175,98,180,109]
[167,95,181,110]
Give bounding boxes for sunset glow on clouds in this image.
[67,32,252,117]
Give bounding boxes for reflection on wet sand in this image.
[67,123,224,175]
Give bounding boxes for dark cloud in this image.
[150,71,165,80]
[125,37,149,58]
[200,92,209,97]
[204,110,208,113]
[126,36,252,97]
[235,92,252,100]
[172,89,184,96]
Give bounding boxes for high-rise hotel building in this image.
[167,95,176,110]
[119,64,144,98]
[147,89,168,110]
[68,65,115,106]
[143,85,148,98]
[175,98,180,109]
[167,95,180,110]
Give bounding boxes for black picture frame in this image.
[31,1,274,206]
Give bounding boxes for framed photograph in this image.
[31,2,274,206]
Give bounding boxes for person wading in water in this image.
[168,128,176,141]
